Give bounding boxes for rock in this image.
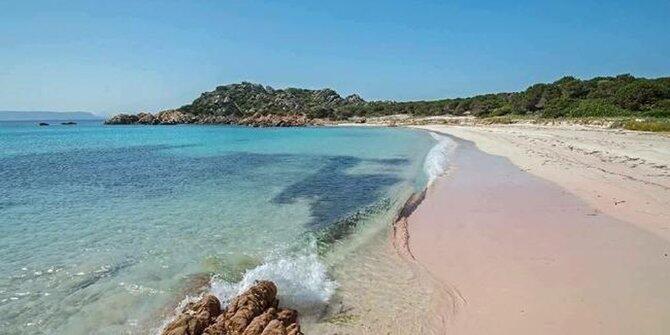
[259,320,286,335]
[275,309,298,327]
[38,122,49,126]
[162,281,302,335]
[104,113,139,125]
[162,294,221,335]
[241,308,276,335]
[344,94,365,105]
[218,281,279,334]
[155,110,195,125]
[137,112,156,124]
[285,324,301,335]
[238,114,310,127]
[61,121,77,125]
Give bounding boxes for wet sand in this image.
[408,130,670,334]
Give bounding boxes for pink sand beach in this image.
[408,125,670,334]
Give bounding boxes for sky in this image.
[1,0,669,116]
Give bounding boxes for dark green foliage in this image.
[642,99,670,117]
[614,80,670,110]
[565,99,631,117]
[175,75,670,120]
[335,74,670,118]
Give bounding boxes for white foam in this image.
[423,132,456,185]
[210,252,337,315]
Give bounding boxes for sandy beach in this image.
[408,124,670,334]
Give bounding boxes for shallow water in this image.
[0,121,439,334]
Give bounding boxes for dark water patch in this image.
[273,156,404,228]
[369,158,409,166]
[0,200,24,210]
[67,258,137,293]
[313,198,393,251]
[0,145,292,204]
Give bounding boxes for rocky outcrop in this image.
[238,114,311,127]
[105,113,139,124]
[162,281,302,335]
[343,94,365,105]
[105,110,195,125]
[105,110,312,127]
[136,112,155,124]
[162,295,222,335]
[154,110,196,125]
[105,82,366,127]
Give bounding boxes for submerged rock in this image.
[161,281,302,335]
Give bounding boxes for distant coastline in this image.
[0,111,103,121]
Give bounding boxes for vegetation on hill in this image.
[337,74,670,119]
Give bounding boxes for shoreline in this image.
[405,124,670,334]
[414,124,670,240]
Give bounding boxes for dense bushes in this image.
[338,74,670,118]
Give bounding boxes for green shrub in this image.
[614,80,669,110]
[490,104,514,116]
[482,116,516,124]
[623,120,670,132]
[540,98,576,118]
[565,99,631,117]
[640,109,670,118]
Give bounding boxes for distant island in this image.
[106,74,670,127]
[0,111,103,121]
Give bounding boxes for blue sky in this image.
[1,1,669,115]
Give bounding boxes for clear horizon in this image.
[2,1,669,116]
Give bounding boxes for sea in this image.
[0,121,454,334]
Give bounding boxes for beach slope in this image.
[409,125,670,334]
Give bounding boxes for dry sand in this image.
[408,124,670,334]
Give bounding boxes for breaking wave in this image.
[423,132,456,185]
[210,248,337,315]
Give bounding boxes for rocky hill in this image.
[106,82,364,126]
[181,82,364,117]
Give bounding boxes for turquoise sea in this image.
[0,121,450,334]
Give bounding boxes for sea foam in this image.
[424,132,456,185]
[210,251,337,314]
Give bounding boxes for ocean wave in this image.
[210,250,337,315]
[424,132,456,185]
